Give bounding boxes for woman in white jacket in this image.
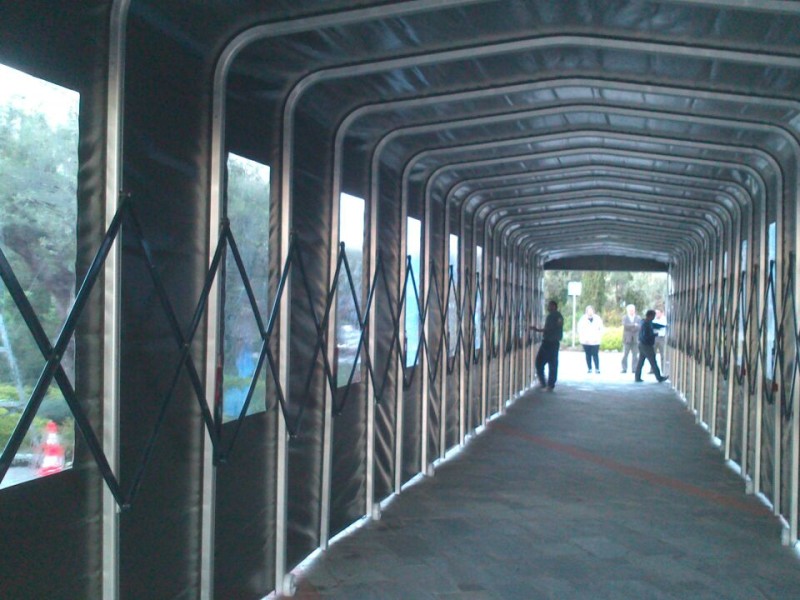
[578,305,604,373]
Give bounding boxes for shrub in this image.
[601,326,623,351]
[0,383,22,401]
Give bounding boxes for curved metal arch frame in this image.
[209,1,485,595]
[291,36,798,419]
[498,210,710,258]
[428,134,772,258]
[481,183,736,231]
[504,193,739,422]
[332,76,793,252]
[410,135,766,276]
[418,138,764,356]
[454,164,752,214]
[486,195,728,258]
[445,150,757,243]
[343,77,800,157]
[448,148,764,212]
[410,131,763,468]
[20,2,798,598]
[206,7,791,592]
[491,179,744,342]
[434,145,752,434]
[465,169,742,254]
[374,103,800,188]
[411,130,779,224]
[102,3,130,598]
[445,150,757,281]
[463,167,747,217]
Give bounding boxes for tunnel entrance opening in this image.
[543,269,669,381]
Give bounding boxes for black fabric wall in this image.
[0,2,110,598]
[118,7,213,596]
[373,162,402,504]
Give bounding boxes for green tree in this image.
[0,80,78,460]
[544,269,668,331]
[0,97,78,387]
[543,269,571,308]
[581,271,607,314]
[221,153,270,419]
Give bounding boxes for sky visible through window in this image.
[0,64,76,127]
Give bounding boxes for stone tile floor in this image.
[276,352,800,599]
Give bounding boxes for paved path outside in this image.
[279,351,800,599]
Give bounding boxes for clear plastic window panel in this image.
[737,239,747,366]
[766,222,776,380]
[0,64,79,487]
[474,246,483,351]
[447,234,458,357]
[337,193,364,386]
[405,217,421,367]
[221,153,270,421]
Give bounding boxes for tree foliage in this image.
[221,154,270,419]
[0,101,78,385]
[544,270,668,336]
[0,81,78,459]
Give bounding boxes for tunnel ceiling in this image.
[141,0,800,270]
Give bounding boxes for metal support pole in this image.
[480,243,489,425]
[366,188,379,518]
[439,206,450,462]
[792,224,800,545]
[699,253,709,426]
[792,383,800,544]
[420,195,431,476]
[710,240,725,441]
[458,213,467,446]
[394,206,408,494]
[320,197,340,550]
[724,342,736,460]
[497,243,506,414]
[103,4,128,598]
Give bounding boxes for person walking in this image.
[620,304,641,373]
[577,305,603,373]
[652,308,667,372]
[531,300,564,391]
[635,309,668,383]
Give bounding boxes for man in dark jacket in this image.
[635,309,668,383]
[531,300,564,391]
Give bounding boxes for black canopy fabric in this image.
[0,1,798,598]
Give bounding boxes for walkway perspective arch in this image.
[1,1,799,597]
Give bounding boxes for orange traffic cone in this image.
[38,420,65,476]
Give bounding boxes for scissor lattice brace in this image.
[0,193,522,507]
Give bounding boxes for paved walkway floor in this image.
[282,352,800,599]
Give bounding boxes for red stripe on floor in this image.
[492,422,767,516]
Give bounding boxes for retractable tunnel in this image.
[0,1,799,598]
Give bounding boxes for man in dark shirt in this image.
[531,300,564,391]
[635,309,668,383]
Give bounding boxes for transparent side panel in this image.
[337,193,364,386]
[405,217,422,367]
[447,234,458,357]
[0,64,78,488]
[766,223,776,380]
[221,153,270,421]
[737,239,747,367]
[474,246,483,350]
